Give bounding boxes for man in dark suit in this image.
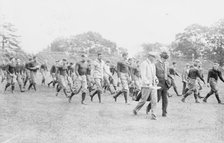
[155,52,170,117]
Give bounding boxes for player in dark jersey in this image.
[68,54,89,104]
[113,53,131,104]
[203,63,224,104]
[27,56,39,91]
[130,60,142,101]
[15,58,25,92]
[181,62,205,103]
[40,61,48,85]
[55,59,68,97]
[67,62,74,77]
[4,57,16,93]
[168,62,181,97]
[23,58,32,88]
[196,63,204,99]
[86,59,94,93]
[109,64,118,91]
[48,61,59,87]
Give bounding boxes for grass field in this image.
[0,72,224,143]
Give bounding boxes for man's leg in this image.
[172,79,180,96]
[182,82,186,95]
[4,77,11,92]
[133,87,149,114]
[17,75,25,92]
[91,78,102,103]
[150,88,157,119]
[194,90,199,103]
[81,76,88,104]
[214,91,221,103]
[97,90,102,103]
[81,92,86,104]
[90,90,98,101]
[11,82,15,93]
[113,90,123,102]
[181,89,193,102]
[124,90,129,104]
[161,89,168,117]
[203,90,214,102]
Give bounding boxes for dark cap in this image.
[160,52,169,59]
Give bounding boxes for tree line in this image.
[1,18,224,65]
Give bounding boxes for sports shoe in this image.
[151,114,157,120]
[181,98,185,103]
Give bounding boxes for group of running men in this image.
[0,52,224,117]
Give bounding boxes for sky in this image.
[0,0,224,56]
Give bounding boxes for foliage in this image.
[172,24,209,59]
[141,42,164,53]
[49,31,118,56]
[0,23,21,51]
[172,19,224,66]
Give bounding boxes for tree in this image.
[48,31,118,56]
[0,23,21,51]
[172,24,209,59]
[49,37,70,52]
[141,42,164,53]
[204,19,224,66]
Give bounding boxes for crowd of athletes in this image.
[0,51,223,120]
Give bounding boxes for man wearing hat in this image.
[154,51,170,117]
[133,52,158,120]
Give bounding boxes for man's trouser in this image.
[157,79,169,115]
[204,78,221,103]
[134,87,157,115]
[183,79,199,101]
[103,75,115,94]
[182,81,187,95]
[30,71,37,84]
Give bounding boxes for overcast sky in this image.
[0,0,224,56]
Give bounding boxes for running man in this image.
[168,62,181,97]
[27,56,39,91]
[4,57,16,93]
[181,62,205,103]
[90,53,105,103]
[203,63,224,104]
[40,60,48,85]
[55,59,68,97]
[15,58,25,92]
[113,53,131,104]
[48,61,59,87]
[68,54,89,104]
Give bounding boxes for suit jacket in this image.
[155,60,170,89]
